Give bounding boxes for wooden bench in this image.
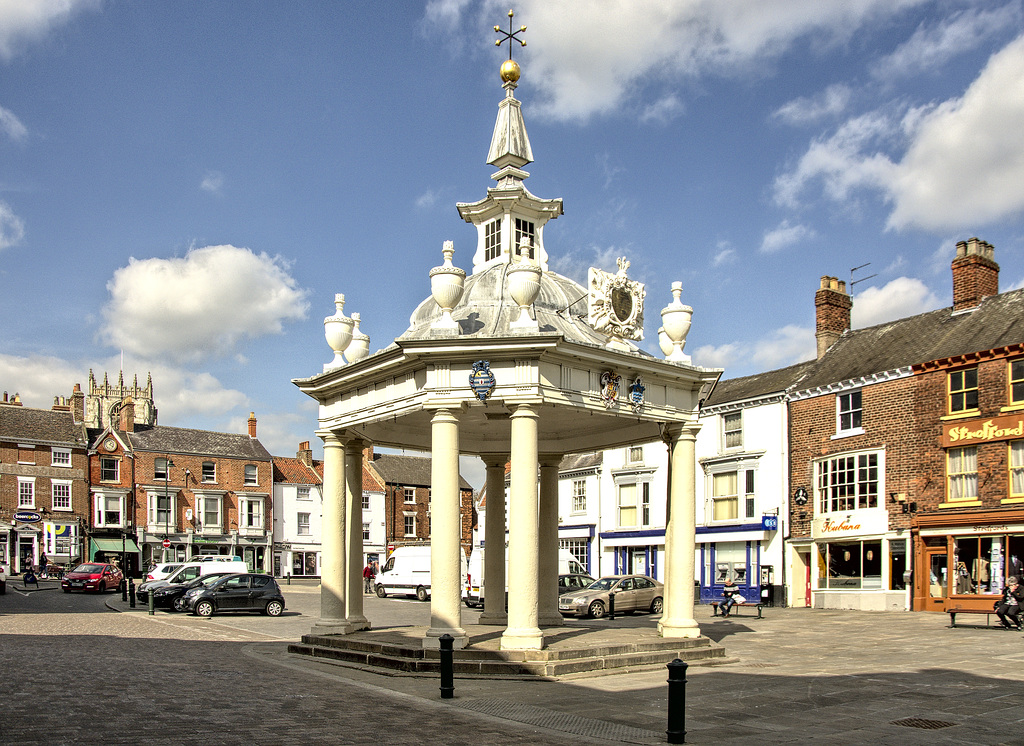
[946,607,1006,628]
[711,601,764,619]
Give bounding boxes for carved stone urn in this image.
[346,312,370,362]
[507,253,542,329]
[660,282,693,363]
[323,293,354,370]
[429,240,466,330]
[658,326,673,357]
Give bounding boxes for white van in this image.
[374,545,467,602]
[145,562,183,582]
[463,548,587,607]
[189,554,243,562]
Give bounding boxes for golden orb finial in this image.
[500,58,521,83]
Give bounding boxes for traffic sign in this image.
[162,538,171,548]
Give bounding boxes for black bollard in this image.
[608,591,616,620]
[129,577,136,608]
[148,588,155,616]
[666,658,688,744]
[439,633,455,699]
[287,572,291,586]
[121,577,128,602]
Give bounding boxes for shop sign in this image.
[811,509,887,539]
[943,413,1024,447]
[761,515,779,531]
[14,511,42,523]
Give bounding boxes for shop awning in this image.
[90,537,141,553]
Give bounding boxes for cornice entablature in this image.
[788,367,912,402]
[698,450,766,469]
[914,343,1024,373]
[558,466,601,479]
[610,466,658,478]
[702,393,786,416]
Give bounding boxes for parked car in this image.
[558,573,595,594]
[135,561,249,604]
[144,562,182,582]
[558,574,664,619]
[182,573,285,617]
[61,563,124,593]
[0,561,8,594]
[147,572,235,611]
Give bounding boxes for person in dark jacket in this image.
[720,578,743,617]
[996,577,1024,630]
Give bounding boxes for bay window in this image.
[817,452,879,513]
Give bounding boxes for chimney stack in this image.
[297,441,313,466]
[248,412,257,438]
[118,396,136,433]
[70,383,85,423]
[952,237,998,312]
[815,276,852,359]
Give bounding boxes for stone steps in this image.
[289,631,725,678]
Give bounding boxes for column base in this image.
[477,611,508,626]
[500,627,545,650]
[309,619,355,636]
[658,617,701,639]
[346,614,371,631]
[423,627,468,650]
[538,612,564,627]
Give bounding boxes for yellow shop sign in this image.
[943,414,1024,447]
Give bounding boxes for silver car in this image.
[558,574,664,619]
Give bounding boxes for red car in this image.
[61,563,123,593]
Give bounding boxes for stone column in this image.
[311,433,352,635]
[538,453,563,626]
[424,408,468,649]
[659,424,701,639]
[501,403,544,650]
[479,455,508,625]
[345,437,369,630]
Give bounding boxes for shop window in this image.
[1011,359,1024,404]
[712,472,738,521]
[949,368,979,413]
[953,536,999,595]
[1012,441,1024,498]
[572,479,586,513]
[484,219,501,262]
[559,539,588,570]
[890,540,907,591]
[714,542,747,584]
[100,457,119,482]
[618,483,637,527]
[946,446,978,501]
[723,412,742,450]
[297,512,311,535]
[816,452,879,513]
[51,447,72,467]
[837,390,862,433]
[819,540,882,589]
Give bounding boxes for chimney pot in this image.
[815,275,852,359]
[248,412,257,438]
[952,237,999,311]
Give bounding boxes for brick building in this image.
[369,453,475,556]
[0,389,90,573]
[787,238,1024,612]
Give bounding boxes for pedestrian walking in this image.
[363,562,375,594]
[39,552,48,579]
[995,576,1024,630]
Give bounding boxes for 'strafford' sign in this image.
[943,413,1024,447]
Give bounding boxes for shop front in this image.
[697,521,779,605]
[911,510,1024,612]
[811,509,909,610]
[274,541,321,578]
[599,529,663,580]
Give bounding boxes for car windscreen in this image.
[587,578,619,591]
[74,564,106,574]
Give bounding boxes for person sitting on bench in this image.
[720,578,743,618]
[996,577,1024,630]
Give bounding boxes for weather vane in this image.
[494,9,526,61]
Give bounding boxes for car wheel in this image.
[375,584,386,598]
[172,597,186,612]
[464,599,478,608]
[62,588,71,593]
[265,600,284,617]
[650,596,664,614]
[195,600,215,617]
[589,600,606,619]
[415,586,428,602]
[97,582,106,593]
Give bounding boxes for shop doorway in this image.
[923,547,947,611]
[18,536,35,573]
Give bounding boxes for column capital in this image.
[429,407,461,424]
[662,422,701,443]
[319,430,351,448]
[538,453,563,468]
[481,454,508,469]
[509,402,538,420]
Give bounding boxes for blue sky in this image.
[2,1,1024,483]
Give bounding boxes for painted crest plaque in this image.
[470,360,496,401]
[600,371,621,408]
[628,376,645,414]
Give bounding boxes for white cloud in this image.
[0,200,25,250]
[639,94,685,124]
[0,0,100,60]
[772,84,851,125]
[99,245,310,363]
[712,241,736,266]
[432,0,927,122]
[415,188,443,210]
[871,4,1020,80]
[887,34,1024,230]
[851,276,941,328]
[776,35,1024,232]
[692,342,742,370]
[200,171,224,194]
[550,243,622,286]
[0,104,27,141]
[760,220,814,253]
[751,324,816,369]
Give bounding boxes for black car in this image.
[147,572,236,611]
[182,573,285,617]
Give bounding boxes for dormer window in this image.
[514,218,535,260]
[484,219,501,262]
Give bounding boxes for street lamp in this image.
[163,457,174,563]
